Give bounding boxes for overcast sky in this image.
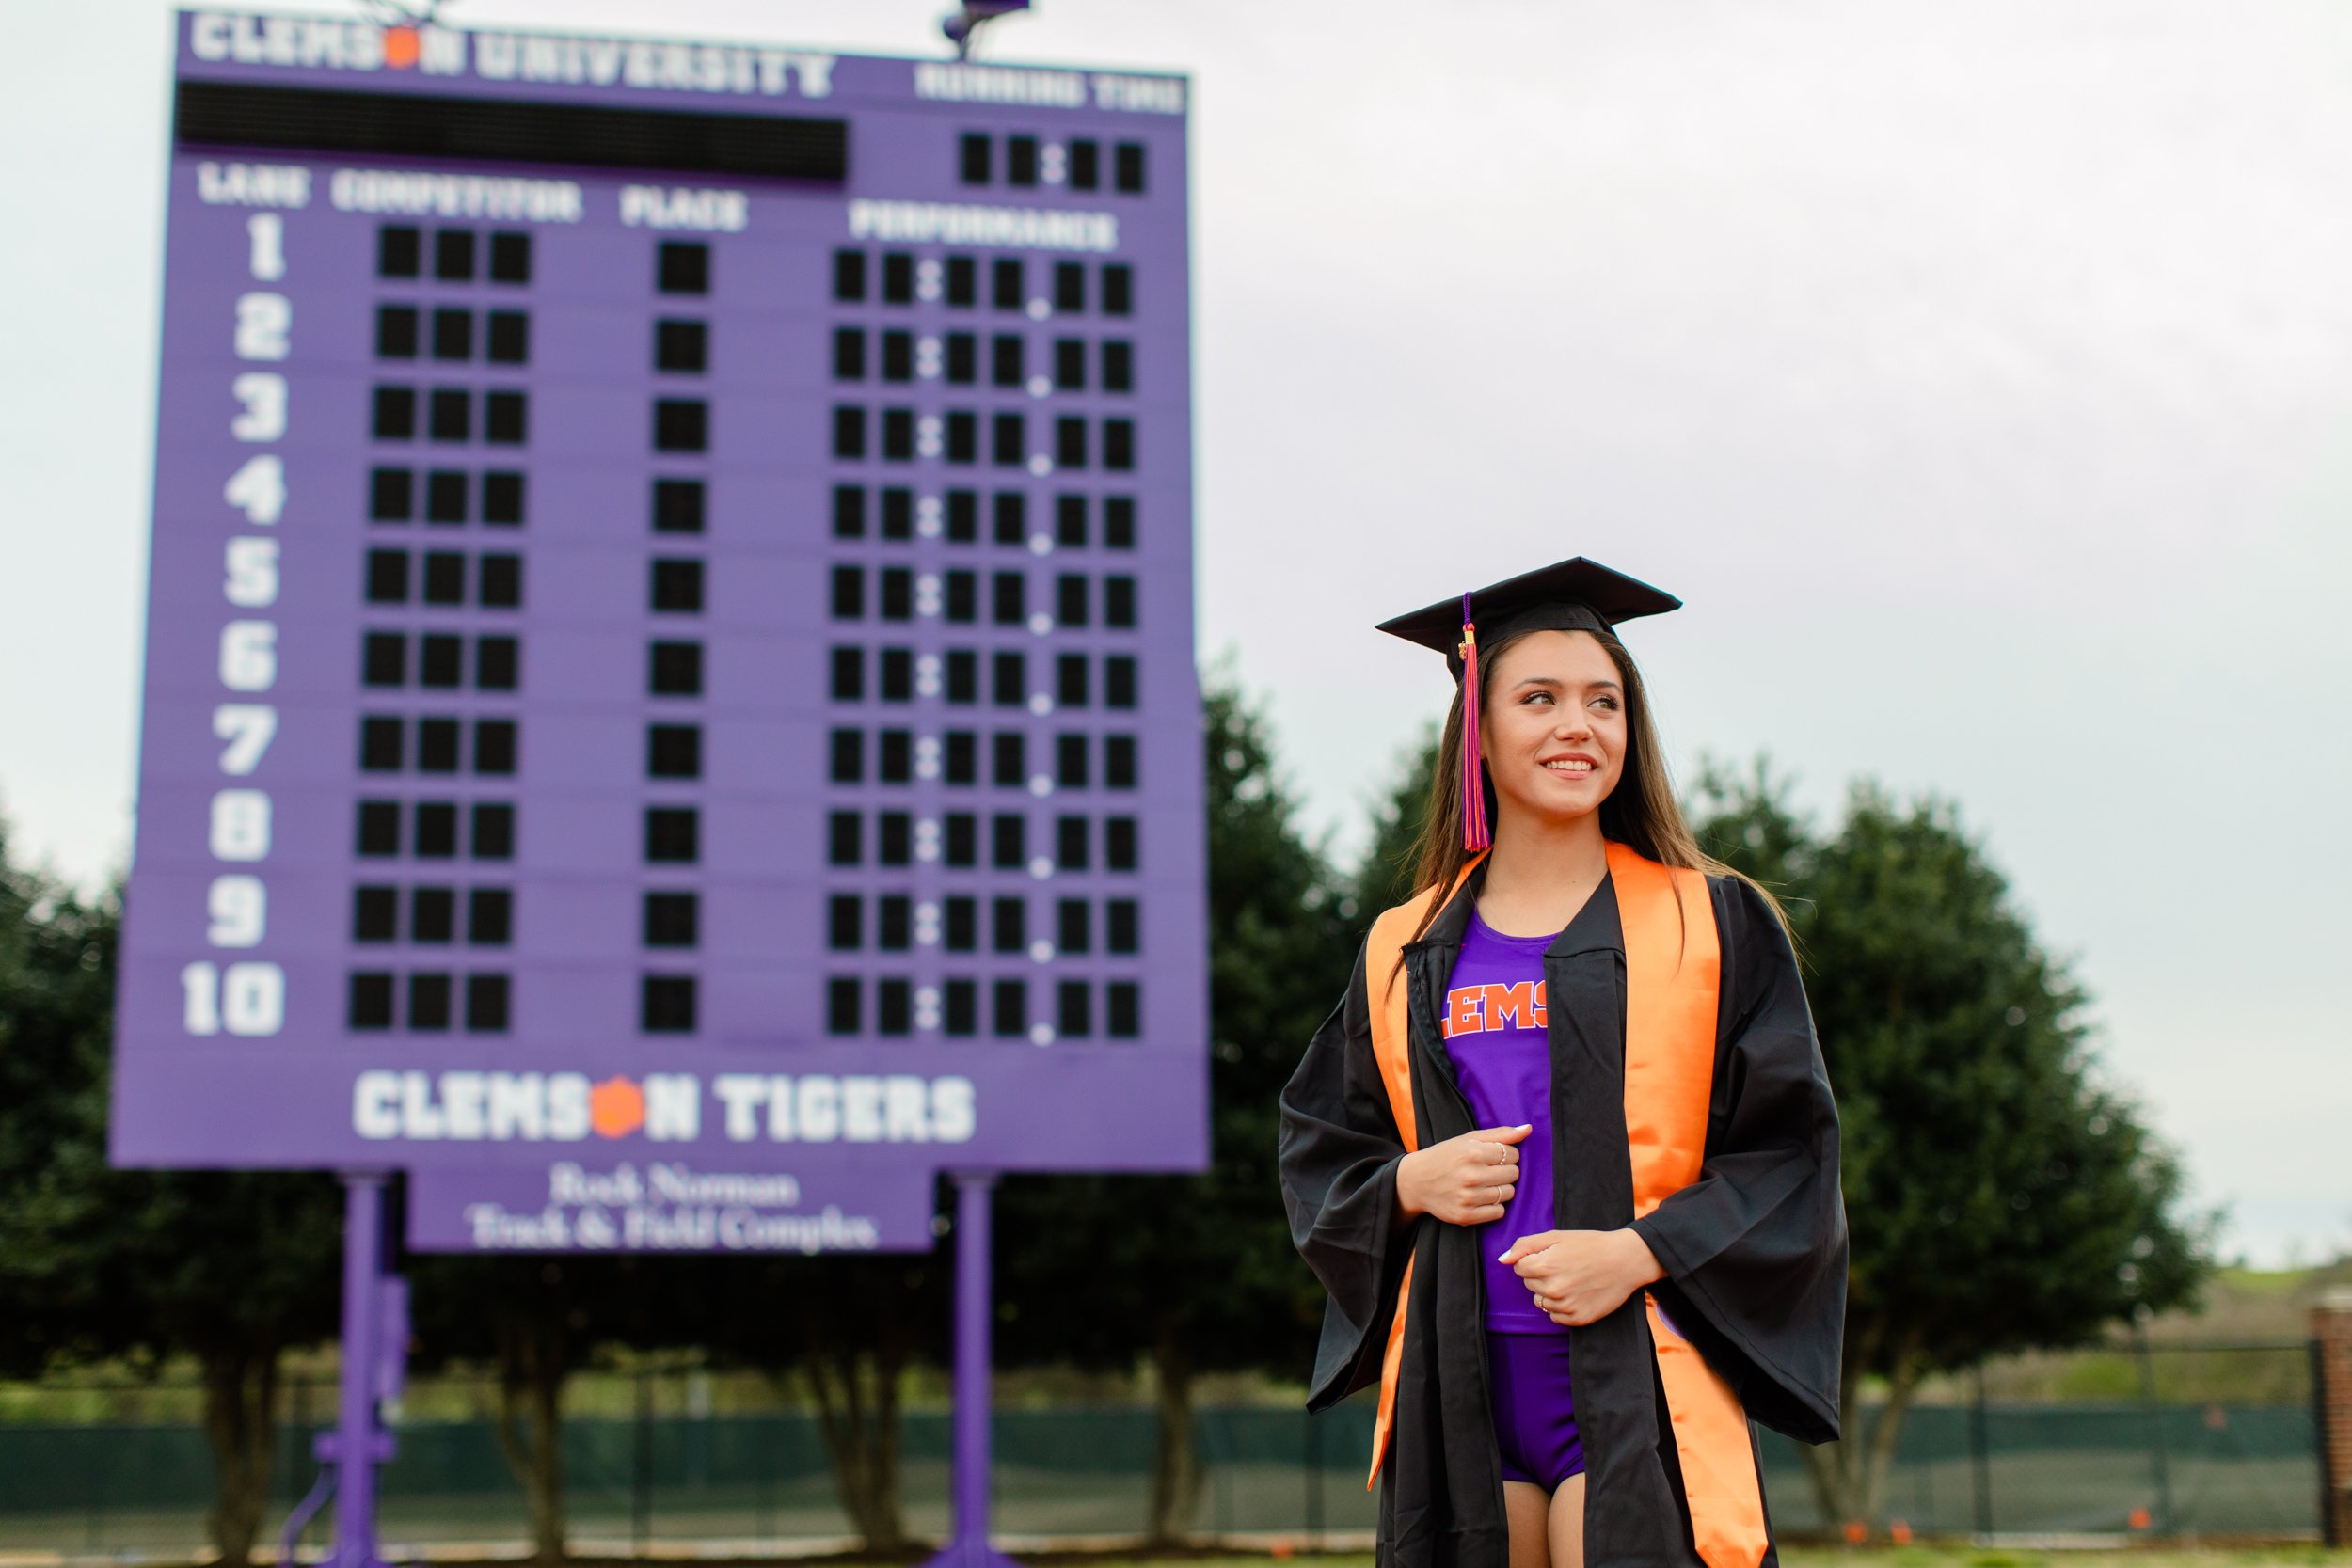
[5,0,2348,1266]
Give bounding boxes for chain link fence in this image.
[0,1339,2323,1555]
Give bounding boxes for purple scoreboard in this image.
[112,8,1205,1254]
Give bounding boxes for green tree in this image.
[1692,765,2212,1525]
[0,833,123,1375]
[1350,722,1438,923]
[0,822,341,1565]
[408,1216,949,1560]
[996,673,1357,1542]
[408,1251,675,1562]
[692,1246,949,1553]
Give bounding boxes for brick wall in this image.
[2317,1290,2352,1546]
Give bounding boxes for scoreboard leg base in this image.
[923,1541,1027,1568]
[326,1171,398,1568]
[930,1173,1022,1568]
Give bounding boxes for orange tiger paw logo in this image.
[589,1076,645,1139]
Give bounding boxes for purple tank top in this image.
[1442,906,1565,1334]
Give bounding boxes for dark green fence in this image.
[0,1385,2322,1553]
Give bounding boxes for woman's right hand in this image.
[1395,1123,1533,1226]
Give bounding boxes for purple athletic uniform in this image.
[1442,907,1586,1490]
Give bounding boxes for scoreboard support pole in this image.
[930,1171,1022,1568]
[324,1171,397,1568]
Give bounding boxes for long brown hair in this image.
[1396,622,1785,951]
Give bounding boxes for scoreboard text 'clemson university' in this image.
[112,10,1206,1250]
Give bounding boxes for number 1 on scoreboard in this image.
[246,213,285,282]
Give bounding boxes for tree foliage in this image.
[690,1246,949,1554]
[0,820,341,1564]
[1691,762,2213,1522]
[0,829,127,1376]
[1351,722,1439,923]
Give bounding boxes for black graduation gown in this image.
[1278,865,1846,1568]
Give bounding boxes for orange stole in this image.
[1608,844,1768,1568]
[1360,856,1484,1497]
[1358,846,1768,1568]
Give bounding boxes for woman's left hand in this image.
[1496,1228,1666,1326]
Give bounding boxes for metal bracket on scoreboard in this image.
[943,1,1034,60]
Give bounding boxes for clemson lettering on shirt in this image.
[1440,980,1548,1038]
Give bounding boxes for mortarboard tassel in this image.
[1457,593,1491,852]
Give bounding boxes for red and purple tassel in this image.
[1457,593,1491,851]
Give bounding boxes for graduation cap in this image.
[1376,557,1680,851]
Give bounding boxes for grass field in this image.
[5,1547,2348,1568]
[552,1549,2352,1568]
[1779,1554,2352,1568]
[1022,1553,2352,1568]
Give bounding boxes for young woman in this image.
[1279,559,1847,1568]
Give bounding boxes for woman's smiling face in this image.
[1479,628,1629,828]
